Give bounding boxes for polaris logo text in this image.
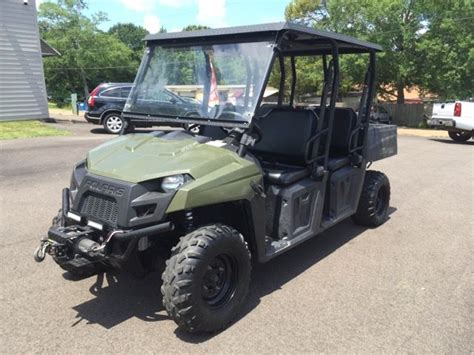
[84,180,124,197]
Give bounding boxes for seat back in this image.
[251,108,317,165]
[313,107,357,155]
[256,103,291,116]
[330,108,357,155]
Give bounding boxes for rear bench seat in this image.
[251,106,358,185]
[312,107,358,171]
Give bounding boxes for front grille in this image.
[79,193,119,225]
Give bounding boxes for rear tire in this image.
[161,224,251,333]
[448,130,471,142]
[352,171,390,227]
[103,113,124,134]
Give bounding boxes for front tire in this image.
[161,224,251,333]
[103,113,124,134]
[448,130,472,142]
[352,171,390,227]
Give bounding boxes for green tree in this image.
[285,0,473,102]
[286,0,426,103]
[39,0,135,102]
[182,24,210,31]
[415,0,474,99]
[108,23,148,61]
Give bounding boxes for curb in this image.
[397,127,449,138]
[43,117,89,125]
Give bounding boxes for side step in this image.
[264,231,318,261]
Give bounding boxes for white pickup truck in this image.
[428,101,474,142]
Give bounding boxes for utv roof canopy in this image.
[145,22,382,55]
[123,22,381,129]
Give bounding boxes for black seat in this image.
[251,108,318,185]
[314,107,357,171]
[263,163,310,185]
[256,103,291,117]
[252,108,318,165]
[327,156,350,171]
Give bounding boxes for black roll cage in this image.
[125,22,380,165]
[249,34,377,171]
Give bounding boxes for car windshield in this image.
[124,41,274,126]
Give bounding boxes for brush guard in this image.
[34,186,174,267]
[34,222,174,263]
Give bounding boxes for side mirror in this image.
[169,98,178,104]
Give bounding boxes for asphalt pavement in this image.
[0,122,472,353]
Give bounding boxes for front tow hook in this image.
[33,238,51,263]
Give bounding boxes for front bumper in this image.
[34,172,178,266]
[427,118,455,129]
[34,220,174,267]
[35,186,175,262]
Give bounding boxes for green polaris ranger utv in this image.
[34,23,397,333]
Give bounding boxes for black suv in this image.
[85,83,132,134]
[85,83,201,134]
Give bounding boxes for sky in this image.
[36,0,289,34]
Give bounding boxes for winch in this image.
[33,225,102,263]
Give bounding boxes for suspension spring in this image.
[184,210,195,232]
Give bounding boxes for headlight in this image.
[161,174,187,192]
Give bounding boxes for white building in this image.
[0,0,53,121]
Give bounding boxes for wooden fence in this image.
[379,103,427,127]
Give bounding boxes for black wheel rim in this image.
[375,186,388,216]
[202,254,238,308]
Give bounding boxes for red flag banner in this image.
[209,60,219,107]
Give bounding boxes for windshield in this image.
[124,41,274,126]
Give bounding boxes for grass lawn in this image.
[0,120,71,140]
[48,102,72,110]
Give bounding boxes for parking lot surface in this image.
[0,123,472,353]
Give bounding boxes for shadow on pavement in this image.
[89,128,108,135]
[71,270,167,328]
[429,138,474,145]
[72,208,396,338]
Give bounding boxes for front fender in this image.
[166,160,267,262]
[166,163,262,212]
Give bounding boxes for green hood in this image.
[86,133,262,213]
[86,133,258,184]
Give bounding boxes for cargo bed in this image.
[366,124,397,162]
